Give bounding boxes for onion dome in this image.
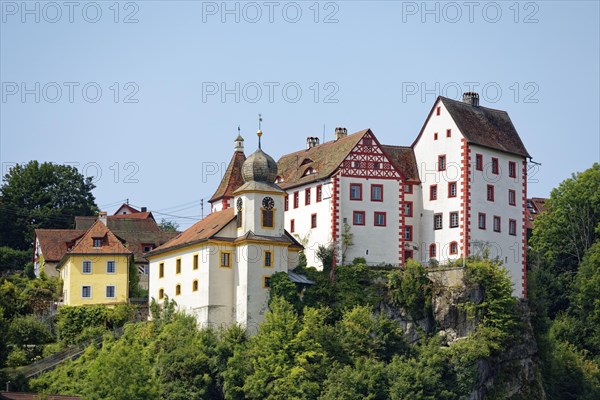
[241,130,278,183]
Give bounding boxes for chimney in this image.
[98,211,107,225]
[141,207,147,212]
[462,92,479,106]
[306,136,320,149]
[335,127,348,140]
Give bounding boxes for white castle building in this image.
[149,92,530,330]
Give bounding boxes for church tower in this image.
[209,130,247,213]
[233,127,287,330]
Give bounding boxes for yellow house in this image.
[57,218,132,306]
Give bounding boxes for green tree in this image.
[268,272,300,311]
[159,219,179,232]
[388,260,432,320]
[0,246,31,272]
[320,358,389,400]
[0,161,98,250]
[8,314,53,347]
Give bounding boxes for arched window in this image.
[192,280,199,292]
[158,288,164,300]
[429,243,437,258]
[175,284,181,296]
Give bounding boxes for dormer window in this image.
[303,167,317,176]
[300,158,313,166]
[93,238,102,248]
[275,176,284,184]
[143,244,153,252]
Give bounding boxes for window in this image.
[293,192,299,208]
[434,213,443,230]
[237,211,243,228]
[175,284,181,296]
[450,212,459,228]
[487,185,495,201]
[264,251,273,268]
[284,195,289,211]
[262,209,274,228]
[106,285,115,298]
[430,185,438,201]
[509,161,517,178]
[491,157,499,174]
[192,280,199,291]
[352,161,360,168]
[476,154,483,171]
[446,129,451,138]
[436,106,441,115]
[404,201,413,217]
[290,219,295,233]
[193,254,199,270]
[493,216,501,232]
[429,244,437,258]
[263,276,271,288]
[82,286,91,298]
[508,189,516,206]
[509,219,517,236]
[404,184,413,194]
[371,184,383,201]
[363,137,373,146]
[82,261,92,274]
[404,250,414,261]
[448,182,457,198]
[438,155,446,171]
[143,245,153,252]
[305,188,311,205]
[106,261,115,274]
[350,184,362,200]
[93,238,102,248]
[374,162,380,170]
[316,185,323,202]
[176,258,181,274]
[404,226,413,241]
[450,242,458,255]
[478,213,486,230]
[374,212,386,227]
[220,252,231,268]
[353,211,365,226]
[159,263,164,278]
[311,214,317,228]
[158,288,164,299]
[434,132,438,140]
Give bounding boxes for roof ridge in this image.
[278,129,369,159]
[439,96,509,114]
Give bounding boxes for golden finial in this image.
[257,114,263,149]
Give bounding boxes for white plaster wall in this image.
[404,183,422,261]
[282,180,333,269]
[234,191,286,238]
[338,176,401,265]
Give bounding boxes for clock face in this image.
[236,198,243,211]
[262,196,275,210]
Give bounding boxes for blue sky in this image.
[1,0,599,229]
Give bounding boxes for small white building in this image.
[147,131,302,331]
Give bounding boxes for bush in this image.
[6,347,28,367]
[387,260,432,320]
[8,315,53,347]
[56,304,133,345]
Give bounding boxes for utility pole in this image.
[200,199,204,219]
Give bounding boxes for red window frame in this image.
[370,184,384,202]
[311,213,317,229]
[290,219,295,233]
[316,185,323,202]
[491,157,499,175]
[430,184,438,201]
[374,212,386,227]
[350,183,363,201]
[509,161,516,178]
[449,241,458,255]
[363,137,373,146]
[284,195,289,211]
[404,225,413,241]
[436,106,441,116]
[449,211,459,228]
[305,188,311,205]
[446,129,451,138]
[493,216,501,232]
[352,211,365,226]
[438,155,446,171]
[293,191,299,208]
[404,250,414,261]
[478,213,486,230]
[476,154,483,171]
[404,201,413,217]
[508,189,516,206]
[487,185,495,201]
[404,184,413,194]
[434,132,438,140]
[429,243,437,258]
[448,181,457,198]
[509,219,517,236]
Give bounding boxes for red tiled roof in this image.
[75,216,161,232]
[148,208,236,255]
[113,204,139,215]
[111,211,154,220]
[35,229,86,262]
[67,220,132,256]
[526,197,547,230]
[210,150,246,203]
[0,392,80,400]
[380,145,420,182]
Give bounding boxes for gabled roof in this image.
[148,208,237,256]
[111,211,154,220]
[380,145,420,182]
[67,220,132,256]
[415,96,530,157]
[75,216,161,232]
[35,229,86,262]
[276,129,368,189]
[113,203,140,215]
[210,150,246,203]
[110,230,179,263]
[526,197,547,230]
